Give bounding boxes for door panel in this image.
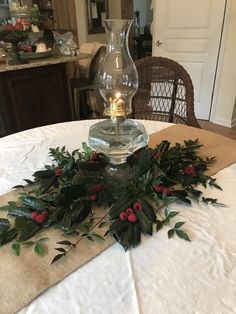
[152,0,226,119]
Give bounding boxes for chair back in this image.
[132,56,200,128]
[89,45,106,81]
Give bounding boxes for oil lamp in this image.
[88,19,148,170]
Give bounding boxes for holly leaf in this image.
[12,243,21,256]
[15,216,28,231]
[0,218,11,229]
[8,207,32,218]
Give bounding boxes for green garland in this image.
[0,140,222,264]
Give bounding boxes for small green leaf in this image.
[174,221,185,229]
[12,243,21,256]
[33,169,55,179]
[57,240,74,246]
[156,220,163,231]
[37,237,48,242]
[168,229,175,239]
[98,221,108,228]
[202,197,218,204]
[162,218,170,225]
[55,247,66,253]
[34,242,45,256]
[175,230,191,242]
[51,253,65,265]
[86,235,94,242]
[211,183,222,190]
[167,211,179,219]
[0,205,14,211]
[24,179,34,185]
[12,185,24,189]
[164,196,177,205]
[91,233,105,241]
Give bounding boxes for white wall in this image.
[211,0,236,127]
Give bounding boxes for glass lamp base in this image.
[88,118,149,165]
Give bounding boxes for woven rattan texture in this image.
[132,57,200,128]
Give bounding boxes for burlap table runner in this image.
[149,125,236,176]
[0,124,235,314]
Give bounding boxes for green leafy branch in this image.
[0,139,223,263]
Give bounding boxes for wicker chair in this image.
[132,56,200,128]
[70,45,106,119]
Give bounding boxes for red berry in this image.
[91,184,103,193]
[184,166,196,176]
[153,184,164,193]
[26,46,32,53]
[14,22,24,30]
[42,210,49,218]
[31,211,39,220]
[119,211,128,221]
[126,208,133,215]
[133,202,142,211]
[91,152,97,161]
[55,168,63,177]
[128,213,137,223]
[89,193,97,201]
[4,23,14,31]
[35,214,46,224]
[162,187,171,196]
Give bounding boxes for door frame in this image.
[210,0,232,125]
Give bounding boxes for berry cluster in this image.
[119,202,142,223]
[183,165,197,177]
[88,184,103,202]
[153,184,171,196]
[31,210,48,224]
[55,168,63,177]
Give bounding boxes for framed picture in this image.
[86,0,109,34]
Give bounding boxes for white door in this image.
[152,0,226,119]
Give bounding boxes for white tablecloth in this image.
[0,120,235,314]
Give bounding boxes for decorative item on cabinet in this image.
[36,0,55,30]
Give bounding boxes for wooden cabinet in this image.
[0,63,73,136]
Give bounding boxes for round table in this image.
[0,120,235,314]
